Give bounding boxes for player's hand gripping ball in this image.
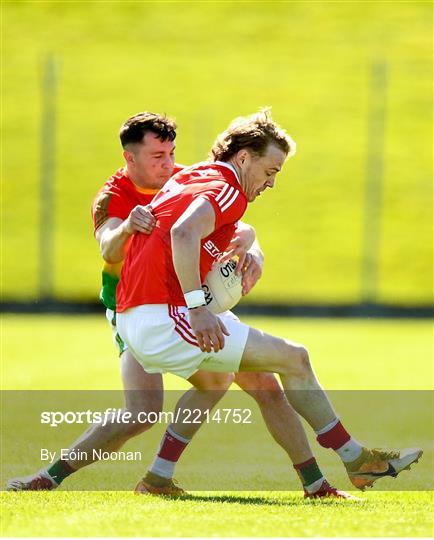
[202,259,242,314]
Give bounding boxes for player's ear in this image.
[123,149,135,165]
[236,149,249,166]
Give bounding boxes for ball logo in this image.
[219,259,239,289]
[202,258,242,314]
[220,259,237,278]
[201,284,214,306]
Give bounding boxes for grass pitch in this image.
[2,491,433,538]
[1,314,433,536]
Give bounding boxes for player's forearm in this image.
[100,222,132,264]
[236,221,256,251]
[171,226,202,294]
[249,237,264,263]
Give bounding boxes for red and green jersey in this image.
[91,166,183,310]
[116,162,247,311]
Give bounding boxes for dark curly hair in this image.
[120,112,177,148]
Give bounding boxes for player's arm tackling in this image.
[96,206,156,263]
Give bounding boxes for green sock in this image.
[293,457,324,488]
[46,459,76,485]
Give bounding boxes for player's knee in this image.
[293,344,312,379]
[280,342,312,378]
[206,372,234,393]
[192,371,235,391]
[236,372,285,405]
[252,385,286,407]
[216,372,236,390]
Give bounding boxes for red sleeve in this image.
[91,187,131,233]
[199,182,247,230]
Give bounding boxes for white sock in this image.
[149,426,190,479]
[149,456,176,479]
[304,476,326,494]
[335,439,363,463]
[315,417,363,463]
[315,417,340,435]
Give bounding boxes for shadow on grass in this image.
[175,493,297,506]
[170,492,363,506]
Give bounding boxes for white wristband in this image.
[184,289,206,309]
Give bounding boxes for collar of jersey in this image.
[214,161,241,185]
[132,184,160,195]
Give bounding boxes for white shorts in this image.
[116,305,250,379]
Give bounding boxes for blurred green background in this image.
[2,1,432,305]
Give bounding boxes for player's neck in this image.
[124,166,150,189]
[226,159,245,190]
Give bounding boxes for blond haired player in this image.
[115,110,422,494]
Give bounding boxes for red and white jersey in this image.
[116,162,248,311]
